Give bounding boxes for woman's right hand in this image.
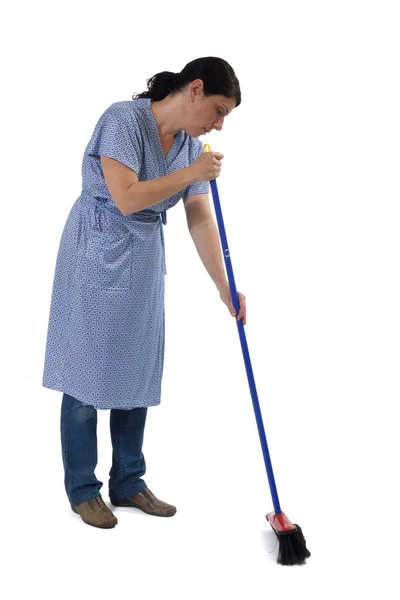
[189,151,224,182]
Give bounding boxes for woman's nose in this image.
[213,117,225,131]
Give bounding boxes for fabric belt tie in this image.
[80,192,167,275]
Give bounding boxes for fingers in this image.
[213,156,222,170]
[207,153,223,179]
[234,311,246,325]
[236,293,246,324]
[212,153,223,177]
[236,311,246,325]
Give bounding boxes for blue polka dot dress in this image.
[42,98,209,410]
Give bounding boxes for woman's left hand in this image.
[219,285,247,325]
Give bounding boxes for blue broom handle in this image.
[206,156,282,515]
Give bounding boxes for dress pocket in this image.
[83,230,132,290]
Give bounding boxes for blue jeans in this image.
[60,393,148,506]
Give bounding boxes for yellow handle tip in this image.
[203,143,212,152]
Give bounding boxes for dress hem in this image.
[42,382,161,410]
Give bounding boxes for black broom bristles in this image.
[276,523,311,566]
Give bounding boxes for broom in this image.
[204,144,311,566]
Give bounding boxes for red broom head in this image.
[266,512,311,566]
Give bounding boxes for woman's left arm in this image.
[184,193,247,324]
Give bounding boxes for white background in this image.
[1,0,399,598]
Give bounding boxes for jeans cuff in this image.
[70,492,102,506]
[109,481,147,500]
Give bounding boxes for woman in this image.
[42,56,247,529]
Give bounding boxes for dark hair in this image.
[132,56,241,106]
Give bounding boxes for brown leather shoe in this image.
[71,496,118,528]
[110,488,177,517]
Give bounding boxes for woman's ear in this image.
[189,79,204,102]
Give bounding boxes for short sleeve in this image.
[85,104,142,174]
[183,138,210,197]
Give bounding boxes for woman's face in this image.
[184,79,237,137]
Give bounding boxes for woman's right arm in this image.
[100,152,223,217]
